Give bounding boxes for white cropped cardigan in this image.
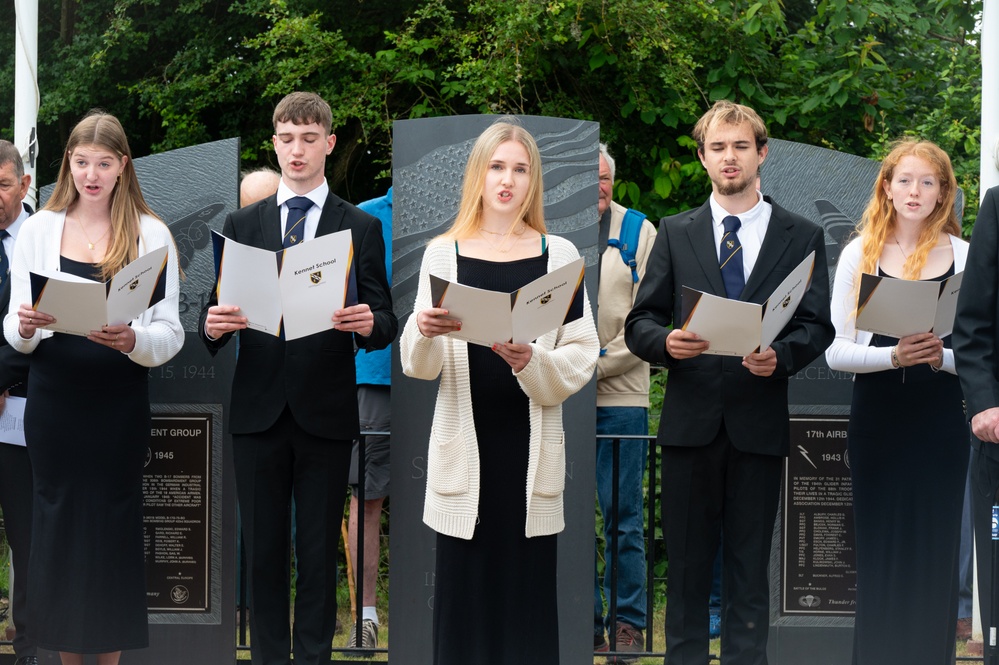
[3,209,184,367]
[825,234,968,375]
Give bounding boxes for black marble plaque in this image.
[144,413,212,613]
[781,417,856,616]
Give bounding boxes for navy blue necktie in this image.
[719,215,744,299]
[0,230,9,286]
[283,197,313,249]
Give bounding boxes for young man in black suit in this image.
[200,92,396,665]
[954,180,999,648]
[625,101,833,665]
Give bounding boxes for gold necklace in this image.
[477,228,518,253]
[74,215,111,250]
[479,222,526,237]
[893,234,912,260]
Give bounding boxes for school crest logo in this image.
[129,279,140,291]
[310,271,323,284]
[540,294,552,305]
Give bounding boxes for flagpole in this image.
[13,0,40,208]
[982,0,998,195]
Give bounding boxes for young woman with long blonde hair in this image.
[3,111,183,665]
[400,119,598,664]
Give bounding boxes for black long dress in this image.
[25,256,150,653]
[849,265,969,665]
[432,249,560,665]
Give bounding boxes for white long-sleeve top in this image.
[825,234,968,375]
[3,209,184,367]
[400,234,599,540]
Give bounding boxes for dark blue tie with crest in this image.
[719,215,744,299]
[283,196,313,249]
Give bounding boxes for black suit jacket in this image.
[625,197,833,457]
[0,202,33,397]
[199,191,397,440]
[0,278,30,397]
[955,186,999,460]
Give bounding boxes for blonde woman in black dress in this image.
[401,120,599,664]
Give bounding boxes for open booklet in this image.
[429,257,585,346]
[30,245,169,336]
[211,230,357,341]
[855,270,963,338]
[679,251,816,357]
[0,396,25,446]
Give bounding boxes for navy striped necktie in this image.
[719,215,744,299]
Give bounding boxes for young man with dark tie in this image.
[200,92,396,665]
[625,100,833,665]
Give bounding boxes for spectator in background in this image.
[346,186,393,651]
[0,139,37,665]
[240,168,281,208]
[592,144,656,662]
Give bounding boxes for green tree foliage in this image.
[0,0,982,223]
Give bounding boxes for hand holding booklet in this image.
[30,245,169,336]
[679,251,815,357]
[211,230,357,341]
[855,271,963,338]
[429,258,585,346]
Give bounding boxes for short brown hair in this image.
[0,140,24,179]
[692,100,768,153]
[272,92,333,135]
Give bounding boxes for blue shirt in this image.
[355,187,392,386]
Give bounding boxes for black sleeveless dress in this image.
[25,256,150,653]
[432,249,560,665]
[848,264,969,664]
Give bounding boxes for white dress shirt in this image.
[276,180,330,243]
[709,191,772,281]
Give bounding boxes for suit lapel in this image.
[685,202,727,296]
[315,192,347,238]
[259,197,284,252]
[743,202,793,300]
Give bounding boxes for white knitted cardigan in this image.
[401,235,599,539]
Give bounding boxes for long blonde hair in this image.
[855,138,960,280]
[444,118,546,240]
[44,111,160,280]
